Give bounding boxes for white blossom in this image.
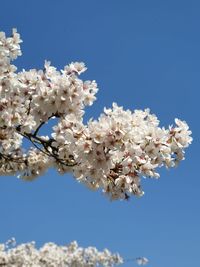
[0,240,123,267]
[0,29,192,200]
[136,257,149,265]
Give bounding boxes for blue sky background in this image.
[0,1,199,266]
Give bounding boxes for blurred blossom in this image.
[0,240,123,267]
[136,257,149,265]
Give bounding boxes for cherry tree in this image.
[0,29,192,266]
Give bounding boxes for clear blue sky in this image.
[0,1,199,266]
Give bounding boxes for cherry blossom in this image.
[0,29,192,200]
[0,239,151,266]
[136,257,149,265]
[0,239,123,267]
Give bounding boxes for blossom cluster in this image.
[0,239,123,267]
[0,29,192,200]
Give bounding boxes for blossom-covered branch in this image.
[0,29,192,200]
[0,239,123,267]
[0,239,149,267]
